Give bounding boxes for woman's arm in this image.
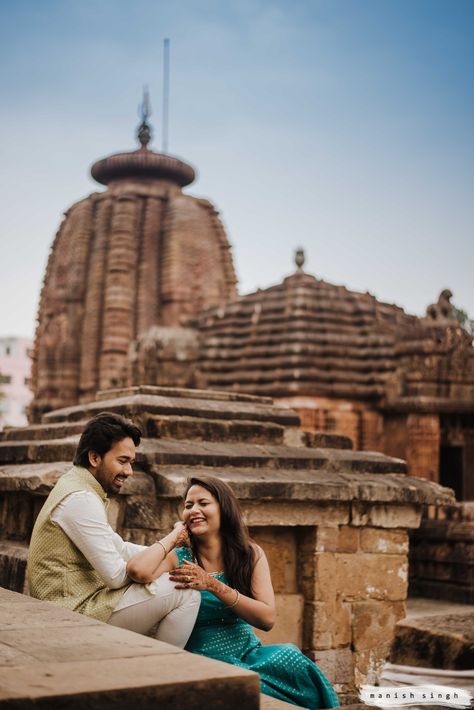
[126,523,188,583]
[170,545,276,631]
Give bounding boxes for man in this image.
[28,412,199,647]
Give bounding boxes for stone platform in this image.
[391,610,474,670]
[0,587,260,709]
[0,385,455,700]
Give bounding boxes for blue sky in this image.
[0,0,473,337]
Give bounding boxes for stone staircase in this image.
[0,385,454,703]
[0,385,415,530]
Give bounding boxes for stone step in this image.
[0,541,28,593]
[0,438,79,464]
[1,418,354,453]
[0,415,287,446]
[0,436,407,474]
[304,431,353,450]
[0,420,87,442]
[0,461,445,513]
[408,579,474,604]
[260,694,296,708]
[390,612,474,670]
[137,440,406,474]
[0,588,260,709]
[145,415,285,444]
[96,385,274,405]
[41,391,301,427]
[146,464,426,506]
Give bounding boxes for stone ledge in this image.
[0,421,87,442]
[0,463,70,493]
[0,460,451,507]
[0,542,29,593]
[411,520,474,542]
[94,385,274,405]
[381,397,474,414]
[408,580,474,605]
[390,612,474,670]
[42,393,300,426]
[260,694,297,708]
[149,465,453,506]
[0,437,407,474]
[0,589,259,709]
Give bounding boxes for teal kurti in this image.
[175,547,339,709]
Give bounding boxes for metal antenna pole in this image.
[162,38,170,153]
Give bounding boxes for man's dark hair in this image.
[73,412,142,469]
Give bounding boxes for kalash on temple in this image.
[0,97,472,707]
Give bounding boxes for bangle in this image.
[226,589,240,609]
[157,540,168,556]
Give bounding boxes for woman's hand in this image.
[169,559,209,590]
[172,521,191,548]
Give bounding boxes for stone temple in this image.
[31,113,237,421]
[1,107,473,706]
[30,114,474,503]
[186,263,474,501]
[28,109,474,604]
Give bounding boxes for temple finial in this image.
[137,86,152,149]
[295,247,305,272]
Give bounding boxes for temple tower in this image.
[31,104,237,420]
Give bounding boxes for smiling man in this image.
[28,412,200,646]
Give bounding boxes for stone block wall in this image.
[410,502,474,603]
[297,521,409,694]
[113,489,424,701]
[278,395,385,455]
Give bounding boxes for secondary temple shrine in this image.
[1,106,472,706]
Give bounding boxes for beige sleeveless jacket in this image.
[28,466,130,621]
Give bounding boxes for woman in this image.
[126,476,339,709]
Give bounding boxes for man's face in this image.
[88,437,136,494]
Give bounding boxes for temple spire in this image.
[137,86,152,149]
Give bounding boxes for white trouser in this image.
[108,572,200,648]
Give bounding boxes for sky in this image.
[0,0,473,338]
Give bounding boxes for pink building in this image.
[0,337,33,429]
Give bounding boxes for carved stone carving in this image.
[426,289,454,321]
[125,326,204,389]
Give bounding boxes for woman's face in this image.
[183,484,221,537]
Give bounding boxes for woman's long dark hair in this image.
[184,476,256,598]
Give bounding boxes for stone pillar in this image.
[406,414,440,482]
[299,515,409,699]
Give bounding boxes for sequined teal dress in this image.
[175,547,339,709]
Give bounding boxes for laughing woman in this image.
[127,476,339,709]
